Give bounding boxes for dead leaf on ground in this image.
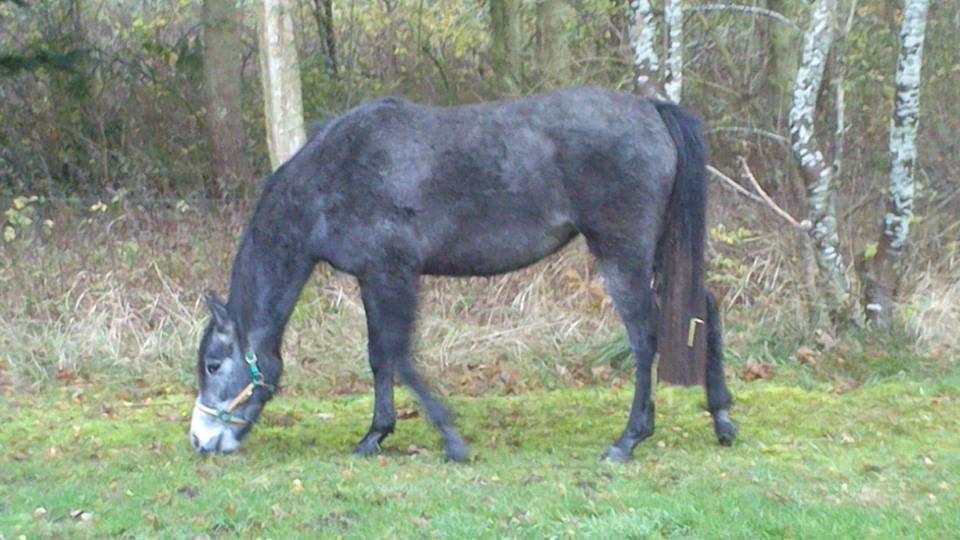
[397,407,419,420]
[406,444,432,457]
[795,347,819,366]
[744,360,775,382]
[70,509,94,522]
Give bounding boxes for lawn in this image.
[2,374,958,538]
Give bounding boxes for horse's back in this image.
[311,88,678,276]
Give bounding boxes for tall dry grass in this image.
[1,197,956,396]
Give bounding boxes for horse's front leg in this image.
[354,281,397,456]
[357,267,469,462]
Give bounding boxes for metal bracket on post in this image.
[687,317,704,348]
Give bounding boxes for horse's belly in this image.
[421,222,578,276]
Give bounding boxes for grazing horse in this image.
[189,87,738,462]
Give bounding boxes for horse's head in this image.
[189,292,275,455]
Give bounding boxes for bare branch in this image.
[708,164,763,203]
[738,157,812,232]
[688,4,801,34]
[706,126,790,145]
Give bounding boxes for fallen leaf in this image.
[795,347,818,366]
[70,509,93,521]
[406,444,432,457]
[815,329,836,350]
[744,360,775,382]
[397,408,419,420]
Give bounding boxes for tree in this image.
[535,0,572,88]
[663,0,683,102]
[258,0,306,171]
[862,0,930,326]
[203,0,251,197]
[628,0,664,99]
[310,0,338,78]
[489,0,521,94]
[764,0,798,125]
[788,0,851,323]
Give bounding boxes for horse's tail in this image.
[653,101,708,385]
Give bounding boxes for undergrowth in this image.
[2,203,956,397]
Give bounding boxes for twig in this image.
[738,157,812,232]
[688,4,802,33]
[706,126,790,145]
[708,164,763,203]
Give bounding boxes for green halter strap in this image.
[196,351,276,426]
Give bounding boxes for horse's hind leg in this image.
[595,254,658,463]
[358,269,469,462]
[705,290,738,445]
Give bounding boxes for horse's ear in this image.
[205,291,230,329]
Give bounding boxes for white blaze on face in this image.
[189,397,241,454]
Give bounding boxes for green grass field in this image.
[3,374,958,539]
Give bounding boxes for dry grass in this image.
[1,199,956,395]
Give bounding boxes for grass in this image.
[3,203,960,537]
[2,376,959,538]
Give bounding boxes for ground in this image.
[2,375,958,538]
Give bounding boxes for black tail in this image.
[653,101,709,386]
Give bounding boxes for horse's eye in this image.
[206,359,222,375]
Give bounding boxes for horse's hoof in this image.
[602,445,633,464]
[713,412,738,447]
[353,438,382,457]
[444,438,470,463]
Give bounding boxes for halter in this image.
[195,351,276,426]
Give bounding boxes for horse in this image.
[189,86,738,463]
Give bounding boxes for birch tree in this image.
[258,0,306,171]
[628,0,664,99]
[203,0,250,196]
[663,0,683,102]
[788,0,850,321]
[863,0,930,326]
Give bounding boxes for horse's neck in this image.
[227,227,313,354]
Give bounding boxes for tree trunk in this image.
[663,0,683,102]
[863,0,929,326]
[765,0,797,128]
[203,0,251,197]
[258,0,306,171]
[628,0,665,99]
[311,0,338,78]
[489,0,522,94]
[535,0,573,87]
[788,0,852,324]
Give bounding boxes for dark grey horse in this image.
[189,87,737,462]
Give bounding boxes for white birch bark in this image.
[664,0,683,102]
[258,0,306,171]
[864,0,930,324]
[628,0,663,98]
[884,0,928,253]
[788,0,849,316]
